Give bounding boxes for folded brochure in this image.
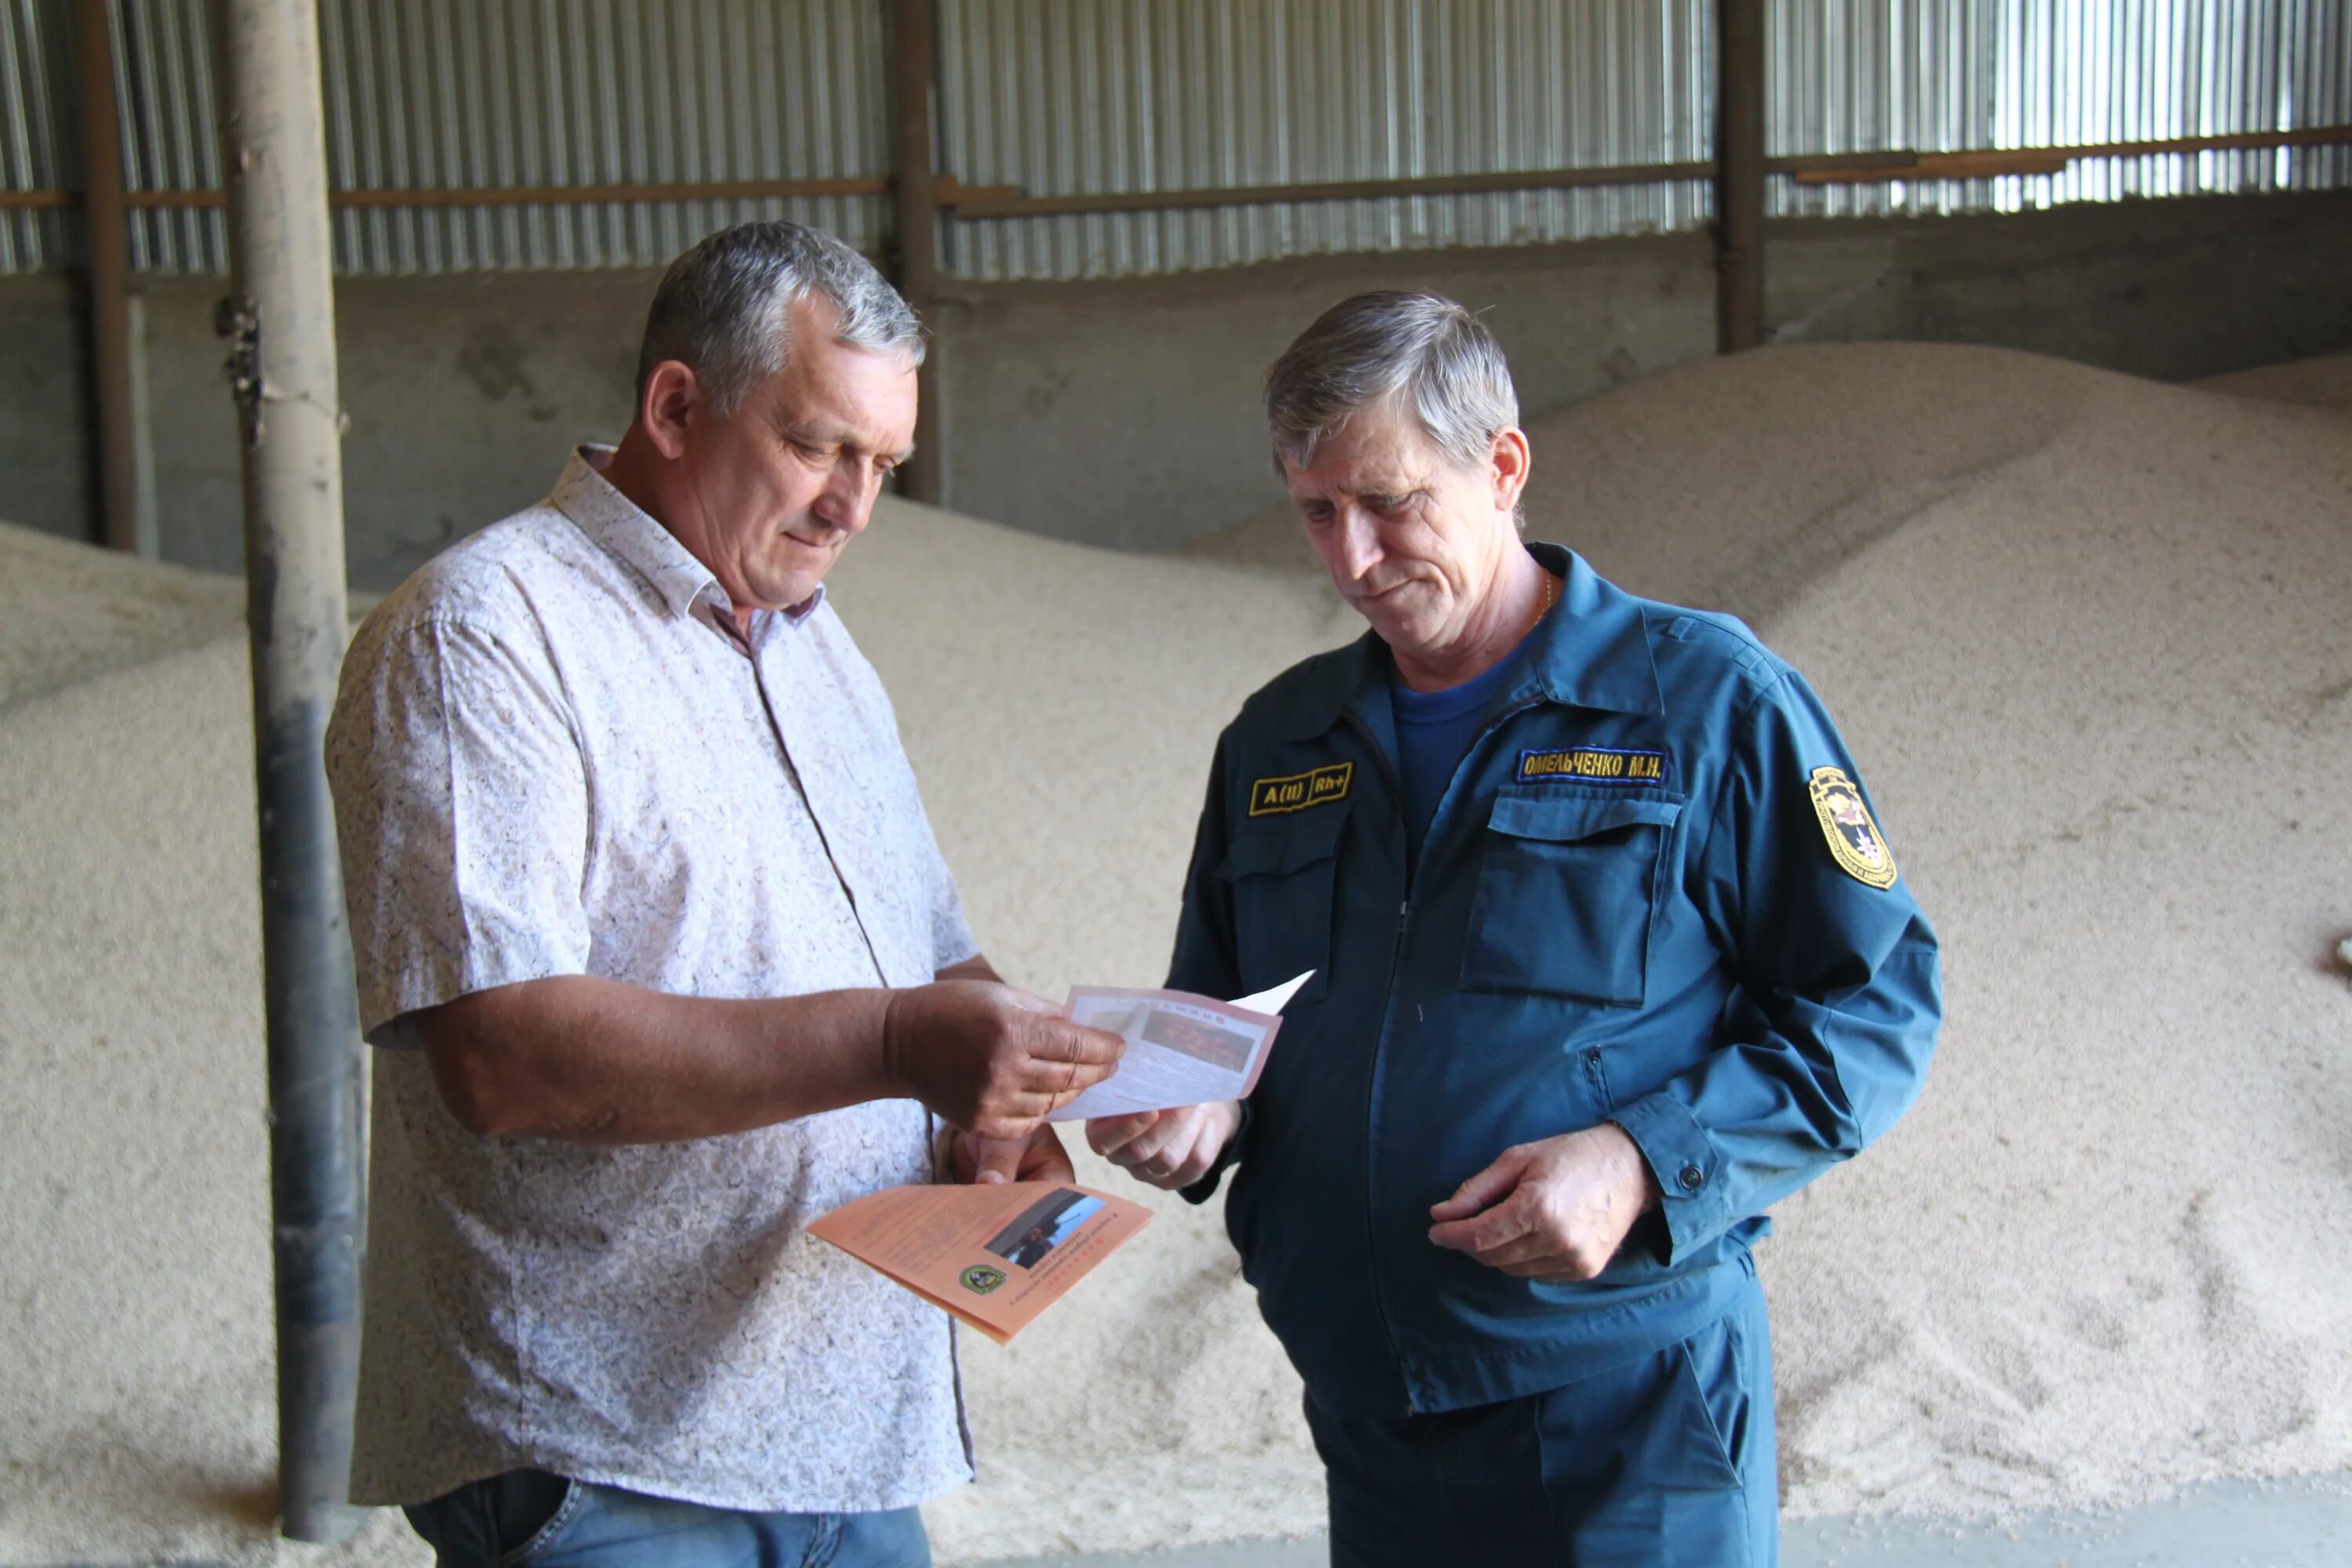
[1047,970,1316,1123]
[808,1180,1152,1344]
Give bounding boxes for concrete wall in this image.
[4,191,2347,589]
[934,191,2352,549]
[3,270,648,589]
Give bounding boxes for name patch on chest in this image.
[1515,746,1670,786]
[1247,761,1355,817]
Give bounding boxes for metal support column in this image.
[74,0,153,554]
[1715,0,1766,354]
[891,0,945,506]
[211,0,366,1543]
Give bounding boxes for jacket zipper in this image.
[1338,714,1421,1412]
[1340,686,1554,1414]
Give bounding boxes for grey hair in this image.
[1263,290,1519,476]
[635,220,924,418]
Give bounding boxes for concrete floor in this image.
[31,1472,2348,1566]
[977,1471,2352,1568]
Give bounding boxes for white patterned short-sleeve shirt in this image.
[325,447,980,1512]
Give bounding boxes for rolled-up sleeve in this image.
[1609,669,1943,1263]
[325,616,592,1044]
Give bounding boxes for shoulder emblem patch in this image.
[1248,761,1354,817]
[1808,766,1897,889]
[1515,746,1669,786]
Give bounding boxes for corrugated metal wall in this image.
[2,0,2345,279]
[307,0,889,274]
[115,0,223,273]
[0,0,77,274]
[937,0,1715,281]
[5,0,890,277]
[1768,0,2352,220]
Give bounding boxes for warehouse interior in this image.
[2,3,2350,1566]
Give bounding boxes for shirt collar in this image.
[549,445,828,626]
[1277,541,1663,741]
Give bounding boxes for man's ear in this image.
[639,360,705,460]
[1490,425,1532,514]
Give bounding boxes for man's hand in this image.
[1087,1101,1242,1191]
[883,981,1123,1139]
[1425,1123,1662,1281]
[953,1123,1079,1185]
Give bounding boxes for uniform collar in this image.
[549,444,827,626]
[1512,542,1664,718]
[1276,541,1661,741]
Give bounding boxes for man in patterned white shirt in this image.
[325,221,1120,1568]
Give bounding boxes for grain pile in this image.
[0,508,1348,1568]
[3,343,2348,1566]
[1508,344,2352,1518]
[0,521,245,706]
[2195,347,2352,413]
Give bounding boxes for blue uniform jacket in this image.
[1168,543,1941,1418]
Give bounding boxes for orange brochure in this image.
[807,1181,1152,1345]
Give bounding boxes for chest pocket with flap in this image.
[1459,791,1684,1007]
[1218,803,1346,1009]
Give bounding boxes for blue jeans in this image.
[1305,1262,1778,1567]
[402,1469,931,1568]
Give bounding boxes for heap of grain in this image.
[2,343,2347,1566]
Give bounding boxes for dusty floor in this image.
[974,1470,2352,1566]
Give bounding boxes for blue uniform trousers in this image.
[1305,1263,1776,1567]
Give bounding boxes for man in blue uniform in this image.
[1088,292,1940,1566]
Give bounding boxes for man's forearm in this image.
[421,975,898,1144]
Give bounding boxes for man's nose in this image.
[811,460,875,535]
[1333,508,1383,580]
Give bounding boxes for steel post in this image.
[211,0,366,1543]
[74,0,151,554]
[892,0,945,506]
[1715,0,1767,353]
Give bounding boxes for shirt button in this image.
[1679,1165,1705,1192]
